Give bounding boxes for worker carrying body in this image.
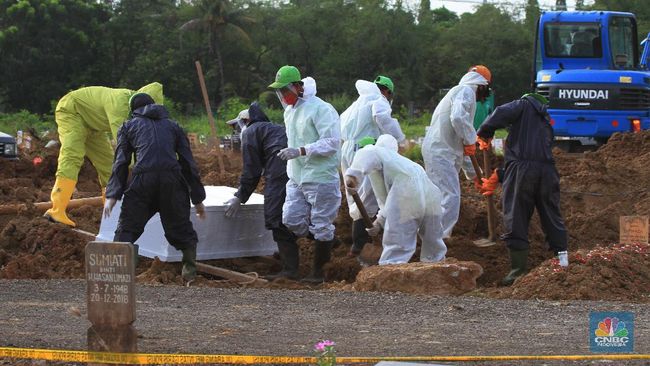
[422,67,491,238]
[269,65,341,284]
[345,135,446,265]
[223,102,300,280]
[103,93,206,282]
[340,76,405,257]
[477,93,568,286]
[45,83,163,227]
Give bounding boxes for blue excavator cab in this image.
[533,11,650,146]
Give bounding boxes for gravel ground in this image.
[1,279,649,366]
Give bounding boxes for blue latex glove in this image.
[277,147,301,161]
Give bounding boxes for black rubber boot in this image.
[500,248,529,286]
[302,240,333,284]
[348,219,370,257]
[181,244,197,282]
[266,239,300,281]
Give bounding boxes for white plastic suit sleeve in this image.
[304,137,339,157]
[345,168,363,183]
[372,99,405,142]
[450,86,478,146]
[304,105,341,157]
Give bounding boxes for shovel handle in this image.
[483,150,498,242]
[351,192,374,229]
[469,155,483,181]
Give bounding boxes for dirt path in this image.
[1,280,649,365]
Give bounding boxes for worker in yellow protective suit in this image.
[44,83,164,227]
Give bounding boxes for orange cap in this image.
[469,65,492,83]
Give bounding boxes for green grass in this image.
[0,111,55,135]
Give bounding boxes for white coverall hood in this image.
[301,77,317,99]
[458,71,488,88]
[376,134,398,152]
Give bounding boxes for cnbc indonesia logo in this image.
[594,317,630,348]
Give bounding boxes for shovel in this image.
[350,191,383,266]
[470,152,498,247]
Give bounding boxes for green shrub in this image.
[0,110,54,135]
[402,143,423,165]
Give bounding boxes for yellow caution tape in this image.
[1,347,650,364]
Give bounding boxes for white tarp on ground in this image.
[96,186,276,261]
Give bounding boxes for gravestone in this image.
[620,216,649,244]
[86,242,137,365]
[86,242,136,326]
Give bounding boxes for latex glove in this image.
[477,136,492,151]
[195,202,206,220]
[224,196,241,218]
[345,176,359,195]
[277,147,301,160]
[103,198,116,219]
[366,218,383,237]
[480,170,499,196]
[463,144,476,156]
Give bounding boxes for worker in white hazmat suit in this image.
[422,68,491,239]
[269,65,341,283]
[345,135,447,265]
[340,76,405,257]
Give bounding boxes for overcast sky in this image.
[425,0,597,15]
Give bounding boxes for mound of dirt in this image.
[556,131,650,247]
[0,217,88,279]
[353,258,483,295]
[506,243,650,302]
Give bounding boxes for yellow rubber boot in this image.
[44,176,77,227]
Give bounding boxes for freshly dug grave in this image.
[1,131,650,301]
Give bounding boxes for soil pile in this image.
[353,258,483,295]
[508,242,650,302]
[0,217,88,279]
[556,131,650,247]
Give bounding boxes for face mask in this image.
[275,84,301,109]
[476,85,491,102]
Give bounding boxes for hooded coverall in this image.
[235,103,298,277]
[105,103,205,257]
[282,77,341,242]
[340,80,405,254]
[422,72,487,238]
[346,135,446,265]
[477,96,568,253]
[45,83,163,227]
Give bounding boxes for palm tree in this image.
[180,0,254,104]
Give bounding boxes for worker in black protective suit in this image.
[223,102,299,280]
[476,93,568,286]
[103,93,206,282]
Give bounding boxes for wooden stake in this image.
[195,60,226,175]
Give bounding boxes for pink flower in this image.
[314,340,335,352]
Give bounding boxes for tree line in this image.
[0,0,647,117]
